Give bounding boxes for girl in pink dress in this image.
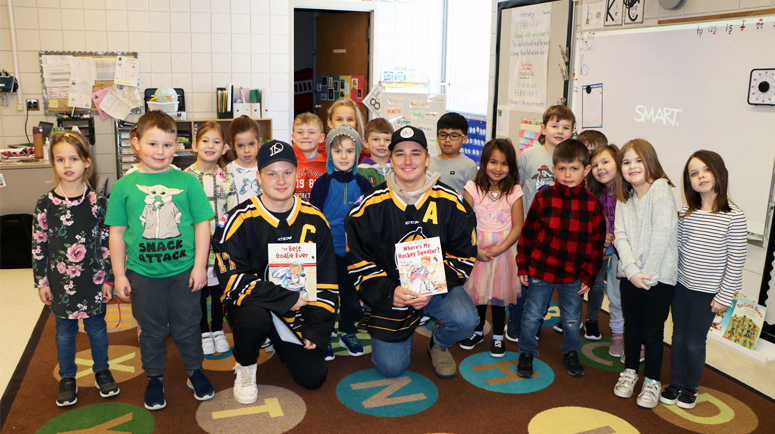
[459,139,524,357]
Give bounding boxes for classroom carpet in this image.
[1,299,774,434]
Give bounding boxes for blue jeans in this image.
[507,285,548,337]
[55,312,109,378]
[519,278,583,356]
[370,285,477,378]
[669,282,716,389]
[586,255,624,334]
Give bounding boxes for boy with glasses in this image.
[428,112,477,195]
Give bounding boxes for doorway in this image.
[293,9,371,124]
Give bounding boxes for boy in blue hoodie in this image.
[310,125,374,360]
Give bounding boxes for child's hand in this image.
[38,286,53,305]
[485,245,503,258]
[189,266,207,292]
[604,233,614,248]
[711,300,727,313]
[629,273,651,290]
[302,339,317,350]
[115,275,132,301]
[519,275,529,287]
[476,248,493,262]
[291,293,309,311]
[101,283,114,303]
[578,283,591,295]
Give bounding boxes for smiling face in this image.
[131,127,177,173]
[541,116,574,149]
[485,148,509,187]
[590,149,617,188]
[436,128,467,158]
[390,141,430,191]
[328,106,357,131]
[257,160,297,212]
[365,131,391,160]
[233,131,259,167]
[292,122,324,155]
[554,159,590,188]
[193,129,227,166]
[687,157,717,198]
[331,138,357,172]
[620,149,649,189]
[52,141,91,186]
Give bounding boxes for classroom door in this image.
[315,11,370,124]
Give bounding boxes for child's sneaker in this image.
[660,383,682,405]
[584,320,601,340]
[620,344,646,363]
[676,387,698,409]
[613,368,638,398]
[233,363,258,405]
[552,321,563,333]
[636,377,661,408]
[562,351,585,377]
[339,333,365,356]
[505,318,520,343]
[94,369,120,398]
[56,377,78,407]
[418,315,431,326]
[459,332,484,350]
[260,337,274,352]
[202,332,215,355]
[516,353,534,378]
[187,369,215,401]
[490,339,505,357]
[144,377,166,410]
[608,333,624,357]
[324,340,335,361]
[212,330,231,353]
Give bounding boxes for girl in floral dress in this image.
[32,131,118,407]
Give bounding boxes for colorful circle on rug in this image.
[528,406,640,433]
[203,340,272,371]
[196,385,305,433]
[653,387,758,434]
[78,302,137,334]
[35,403,153,434]
[578,337,644,372]
[54,345,144,386]
[459,351,554,394]
[543,301,561,328]
[336,369,438,417]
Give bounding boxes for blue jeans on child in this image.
[55,311,109,378]
[586,255,624,334]
[370,285,477,378]
[669,282,716,390]
[507,285,547,337]
[518,277,583,356]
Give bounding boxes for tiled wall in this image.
[0,0,444,184]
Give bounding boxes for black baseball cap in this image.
[389,125,428,151]
[257,140,297,170]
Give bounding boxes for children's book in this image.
[722,297,766,350]
[395,237,447,296]
[708,291,739,338]
[267,243,317,302]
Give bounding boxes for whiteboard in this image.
[570,16,775,239]
[382,92,446,155]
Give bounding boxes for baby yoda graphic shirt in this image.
[106,169,214,277]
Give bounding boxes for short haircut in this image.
[682,149,732,216]
[131,110,177,141]
[538,105,576,144]
[228,116,262,160]
[437,112,468,134]
[293,112,324,132]
[194,121,227,168]
[615,138,674,202]
[553,139,590,166]
[577,130,608,149]
[49,130,97,187]
[330,135,351,150]
[364,118,394,140]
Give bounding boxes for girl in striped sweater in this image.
[660,150,747,410]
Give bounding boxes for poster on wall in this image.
[507,2,552,113]
[316,75,364,103]
[382,93,446,155]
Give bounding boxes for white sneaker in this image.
[202,332,215,355]
[613,368,638,398]
[233,363,258,405]
[636,377,661,409]
[212,330,230,353]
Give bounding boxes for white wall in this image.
[0,0,444,184]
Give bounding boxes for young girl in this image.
[226,116,262,204]
[184,122,237,356]
[612,139,678,409]
[327,98,366,158]
[459,138,523,357]
[660,150,746,409]
[584,145,625,356]
[33,131,119,407]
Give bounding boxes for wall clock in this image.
[748,69,775,106]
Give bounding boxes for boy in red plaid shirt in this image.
[515,139,606,378]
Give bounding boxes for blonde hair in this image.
[49,131,97,187]
[327,98,365,139]
[194,121,227,168]
[293,112,325,132]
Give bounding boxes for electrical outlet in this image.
[27,99,39,111]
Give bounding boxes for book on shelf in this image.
[395,237,447,296]
[267,243,317,302]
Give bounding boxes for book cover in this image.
[267,243,317,302]
[722,297,766,350]
[709,291,739,338]
[395,237,447,296]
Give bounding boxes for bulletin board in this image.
[39,51,139,114]
[381,93,446,156]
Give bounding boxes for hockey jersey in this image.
[212,195,338,348]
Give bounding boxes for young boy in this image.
[577,129,609,152]
[357,118,394,186]
[212,140,338,404]
[310,125,373,360]
[292,113,327,201]
[515,139,606,378]
[107,111,215,410]
[428,112,477,195]
[506,105,576,342]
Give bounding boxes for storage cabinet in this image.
[115,118,272,178]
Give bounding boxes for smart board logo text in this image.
[634,105,682,126]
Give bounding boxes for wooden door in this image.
[315,12,370,125]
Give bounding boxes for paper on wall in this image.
[47,86,69,99]
[364,84,383,117]
[70,57,96,85]
[496,105,510,138]
[68,80,93,109]
[91,87,112,120]
[95,58,117,81]
[42,63,71,88]
[99,91,132,120]
[114,56,140,87]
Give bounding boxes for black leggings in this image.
[200,285,224,333]
[476,304,506,335]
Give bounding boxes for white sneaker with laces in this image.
[233,363,258,405]
[636,377,661,409]
[202,332,215,355]
[212,330,230,353]
[613,368,638,398]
